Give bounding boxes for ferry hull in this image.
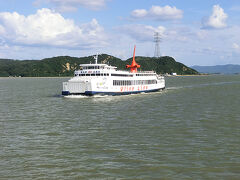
[62,87,164,96]
[61,46,165,97]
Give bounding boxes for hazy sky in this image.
[0,0,240,65]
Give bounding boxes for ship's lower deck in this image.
[62,86,165,96]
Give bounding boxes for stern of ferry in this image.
[62,80,92,96]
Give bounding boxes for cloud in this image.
[116,24,196,43]
[233,43,240,53]
[117,24,166,42]
[230,5,240,12]
[34,0,109,11]
[131,5,183,21]
[202,5,228,29]
[0,8,107,48]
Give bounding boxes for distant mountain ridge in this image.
[0,55,198,77]
[191,64,240,74]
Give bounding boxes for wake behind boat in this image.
[62,46,165,96]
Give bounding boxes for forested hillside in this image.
[0,55,198,77]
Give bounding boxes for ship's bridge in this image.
[80,64,117,70]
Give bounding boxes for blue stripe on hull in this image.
[62,88,164,96]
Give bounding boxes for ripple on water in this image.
[0,76,240,179]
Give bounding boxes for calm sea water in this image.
[0,75,240,179]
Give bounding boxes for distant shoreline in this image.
[176,74,210,77]
[165,74,210,77]
[0,76,71,79]
[0,74,221,79]
[2,73,238,79]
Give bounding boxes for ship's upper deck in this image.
[74,63,156,77]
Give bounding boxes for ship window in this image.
[111,74,133,77]
[113,80,124,86]
[87,66,94,69]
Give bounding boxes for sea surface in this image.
[0,75,240,179]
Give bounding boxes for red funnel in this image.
[126,45,140,73]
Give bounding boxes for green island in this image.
[0,54,198,77]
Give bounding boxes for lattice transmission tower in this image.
[154,32,161,58]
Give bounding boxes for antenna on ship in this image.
[154,32,161,58]
[94,53,98,64]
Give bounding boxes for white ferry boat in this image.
[62,46,165,96]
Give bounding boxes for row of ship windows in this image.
[112,74,133,77]
[75,73,109,76]
[136,74,155,76]
[75,73,153,77]
[113,80,157,86]
[74,73,133,77]
[81,66,111,70]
